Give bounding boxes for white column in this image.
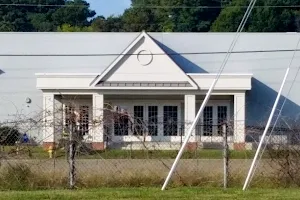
[43,93,55,145]
[234,93,246,143]
[53,98,63,144]
[92,93,104,144]
[184,95,196,142]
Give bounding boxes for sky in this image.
[87,0,131,17]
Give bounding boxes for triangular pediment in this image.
[91,32,197,89]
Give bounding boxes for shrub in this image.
[0,126,21,146]
[0,164,32,190]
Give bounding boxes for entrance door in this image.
[63,103,92,138]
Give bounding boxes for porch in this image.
[36,31,251,150]
[41,93,246,150]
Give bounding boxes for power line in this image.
[0,48,300,56]
[5,65,300,71]
[132,5,300,9]
[0,3,89,8]
[1,3,300,9]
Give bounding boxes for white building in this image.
[1,31,300,150]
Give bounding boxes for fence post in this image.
[223,123,229,189]
[69,123,75,189]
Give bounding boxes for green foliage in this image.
[57,23,93,32]
[2,0,300,32]
[120,0,223,32]
[51,0,95,27]
[0,0,95,32]
[211,0,300,32]
[90,16,123,32]
[0,126,21,145]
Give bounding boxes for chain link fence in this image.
[0,105,299,190]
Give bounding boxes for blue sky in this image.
[87,0,131,17]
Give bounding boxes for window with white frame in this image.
[114,113,129,136]
[64,104,75,133]
[134,106,144,135]
[163,106,178,136]
[64,104,91,137]
[196,104,229,136]
[111,104,180,137]
[203,106,213,136]
[79,105,89,136]
[148,106,158,136]
[217,106,228,135]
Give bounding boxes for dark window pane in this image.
[79,105,89,137]
[64,105,75,133]
[203,106,213,136]
[114,114,129,136]
[134,106,144,135]
[148,106,158,136]
[163,106,178,136]
[218,106,228,135]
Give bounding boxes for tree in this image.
[211,0,300,32]
[0,1,33,31]
[52,0,96,28]
[0,126,21,146]
[28,0,66,31]
[122,0,223,32]
[122,7,158,32]
[171,0,223,32]
[57,23,93,32]
[0,0,96,32]
[91,16,123,32]
[29,13,55,32]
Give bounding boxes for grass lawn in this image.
[3,145,260,159]
[0,188,300,200]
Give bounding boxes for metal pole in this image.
[243,67,290,190]
[69,123,75,189]
[161,78,220,191]
[223,123,228,189]
[161,0,257,191]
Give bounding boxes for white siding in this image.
[189,74,251,90]
[36,74,96,89]
[1,32,300,126]
[104,36,192,83]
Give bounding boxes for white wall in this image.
[153,32,300,125]
[104,36,192,83]
[2,32,300,129]
[0,33,137,123]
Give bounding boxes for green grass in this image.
[2,145,260,159]
[0,188,300,200]
[90,149,260,159]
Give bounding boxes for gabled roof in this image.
[91,31,198,89]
